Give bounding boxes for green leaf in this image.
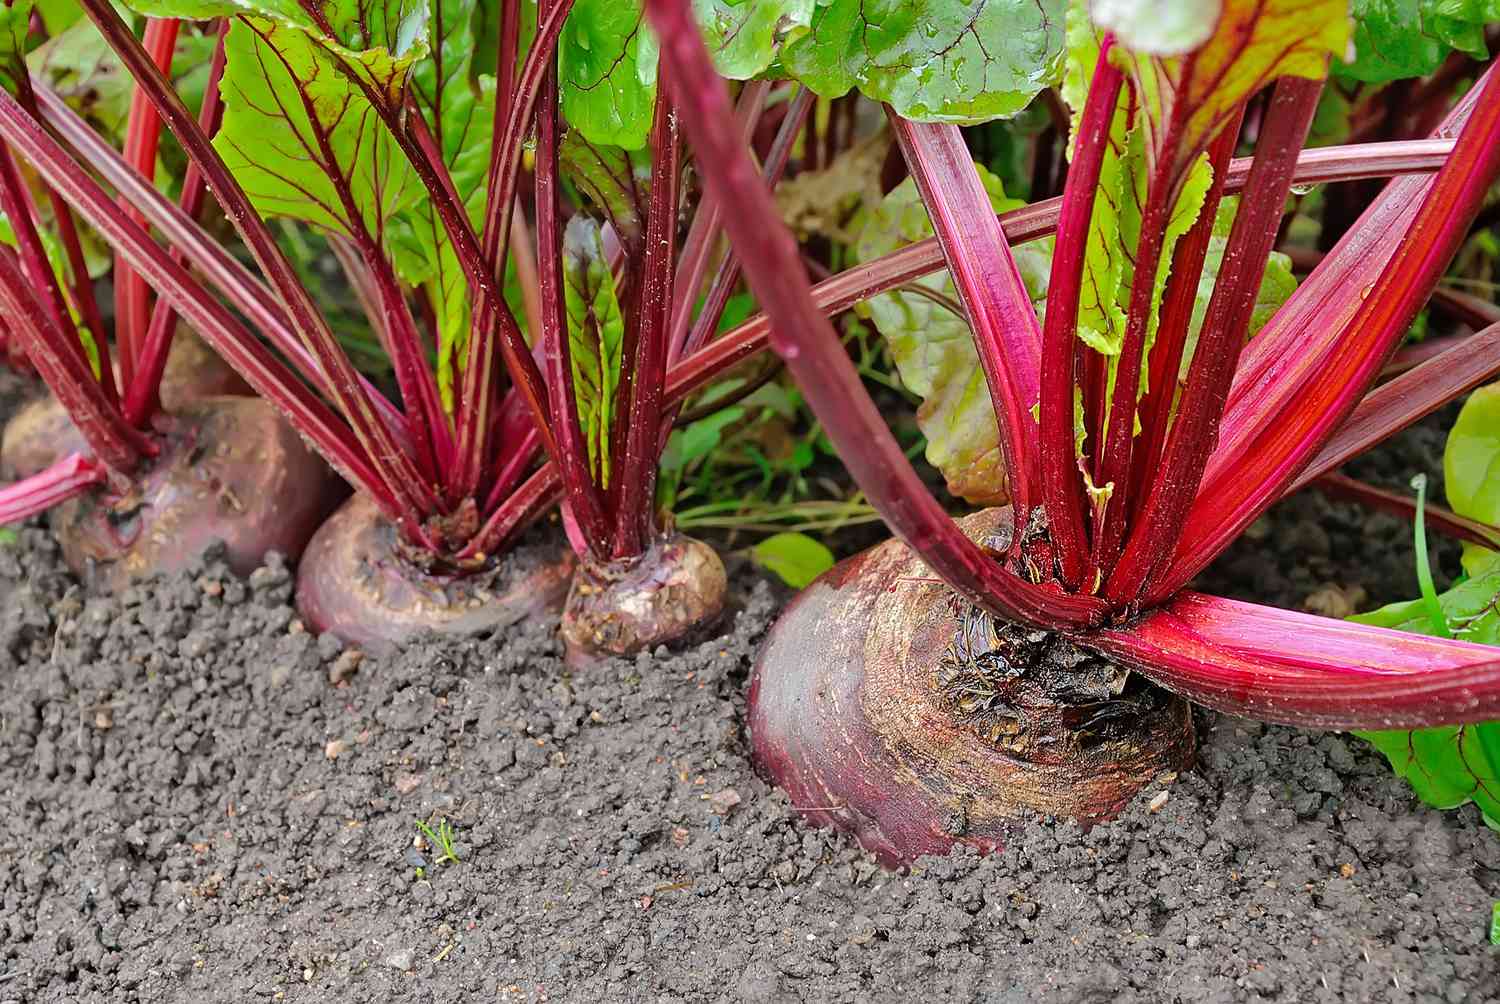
[0,211,102,376]
[781,0,1066,124]
[215,11,426,238]
[561,216,626,486]
[752,531,835,589]
[1444,382,1500,576]
[693,0,814,78]
[1338,0,1499,84]
[559,0,657,149]
[1352,383,1500,834]
[559,131,650,245]
[1359,722,1500,830]
[853,167,1040,505]
[1492,901,1500,946]
[0,0,33,77]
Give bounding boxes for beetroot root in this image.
[1,331,248,479]
[749,508,1194,868]
[295,494,576,654]
[52,395,342,588]
[559,532,727,662]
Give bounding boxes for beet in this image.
[295,494,576,653]
[749,509,1194,867]
[1,331,248,479]
[52,395,341,588]
[559,532,727,662]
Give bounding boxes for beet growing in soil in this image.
[0,413,1496,1003]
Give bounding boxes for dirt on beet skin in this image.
[0,407,1497,1003]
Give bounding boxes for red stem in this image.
[0,83,407,523]
[116,17,179,387]
[1090,138,1180,573]
[535,56,609,557]
[890,115,1042,516]
[643,0,1107,629]
[0,452,103,525]
[1110,77,1323,605]
[1292,319,1500,490]
[1128,115,1243,524]
[1155,67,1500,604]
[0,245,147,472]
[30,82,410,446]
[1036,39,1122,590]
[666,79,771,366]
[77,0,434,532]
[1312,472,1500,552]
[124,19,228,427]
[612,86,682,559]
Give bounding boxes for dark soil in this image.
[1,406,1497,1002]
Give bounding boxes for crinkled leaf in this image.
[215,12,426,238]
[693,0,813,78]
[559,0,657,149]
[1087,0,1216,55]
[562,216,626,486]
[1339,0,1499,84]
[559,131,650,246]
[1445,382,1500,576]
[753,531,835,589]
[781,0,1066,124]
[853,167,1047,505]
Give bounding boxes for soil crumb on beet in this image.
[0,415,1495,1003]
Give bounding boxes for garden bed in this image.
[0,381,1496,1003]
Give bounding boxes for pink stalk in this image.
[1090,592,1500,729]
[30,82,410,444]
[1090,145,1178,569]
[115,17,179,386]
[11,75,116,409]
[1213,85,1484,463]
[1036,39,1122,588]
[452,0,582,498]
[890,116,1042,514]
[124,19,228,427]
[1294,319,1500,489]
[1109,77,1323,603]
[0,89,405,521]
[666,79,772,366]
[612,88,682,559]
[0,452,104,525]
[663,139,1456,415]
[76,0,435,530]
[0,246,147,472]
[1158,67,1500,602]
[535,56,609,556]
[1312,472,1500,551]
[643,0,1107,629]
[1128,117,1243,520]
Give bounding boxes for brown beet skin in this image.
[749,508,1194,868]
[559,532,727,663]
[52,395,343,588]
[295,493,575,654]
